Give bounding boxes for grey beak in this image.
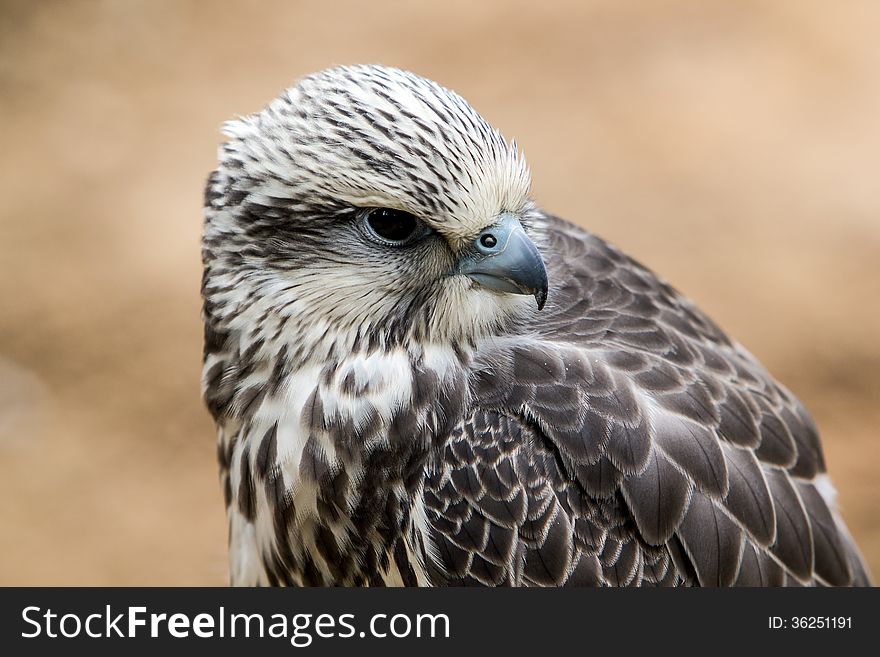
[455,214,548,310]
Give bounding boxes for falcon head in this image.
[202,65,547,364]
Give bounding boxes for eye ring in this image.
[479,234,497,249]
[362,208,426,246]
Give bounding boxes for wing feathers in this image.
[677,492,745,586]
[523,507,574,585]
[735,543,786,586]
[716,388,761,448]
[754,411,798,467]
[603,416,652,475]
[719,443,776,547]
[575,457,624,498]
[765,469,814,582]
[652,413,729,498]
[620,447,693,545]
[795,480,852,586]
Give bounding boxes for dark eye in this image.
[363,208,423,245]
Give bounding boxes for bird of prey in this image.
[201,65,872,587]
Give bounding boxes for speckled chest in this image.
[218,345,470,586]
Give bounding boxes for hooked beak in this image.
[454,214,548,310]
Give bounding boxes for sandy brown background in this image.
[0,0,877,585]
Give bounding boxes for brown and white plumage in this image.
[201,65,872,587]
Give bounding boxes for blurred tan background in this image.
[0,0,877,585]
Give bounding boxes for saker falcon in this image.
[201,65,872,587]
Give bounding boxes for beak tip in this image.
[535,288,547,311]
